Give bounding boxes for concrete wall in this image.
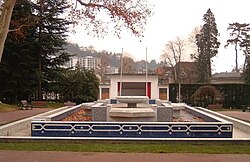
[49,105,82,121]
[197,107,250,134]
[185,105,222,122]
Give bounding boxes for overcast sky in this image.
[68,0,250,73]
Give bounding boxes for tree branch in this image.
[76,0,107,9]
[8,24,29,32]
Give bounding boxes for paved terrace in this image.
[0,108,54,125]
[219,110,250,122]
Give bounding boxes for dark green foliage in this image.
[243,61,250,83]
[169,83,250,108]
[0,0,71,103]
[225,23,249,72]
[34,0,71,100]
[34,0,70,64]
[225,23,250,83]
[60,68,99,104]
[195,9,220,83]
[0,0,37,103]
[240,26,250,83]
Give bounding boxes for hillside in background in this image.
[64,43,159,71]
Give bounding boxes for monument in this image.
[91,96,173,122]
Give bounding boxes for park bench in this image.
[208,104,223,109]
[242,105,250,112]
[31,101,47,108]
[19,100,33,110]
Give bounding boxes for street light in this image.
[178,71,186,103]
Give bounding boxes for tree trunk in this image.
[235,43,239,72]
[208,58,211,79]
[38,0,43,101]
[0,0,17,62]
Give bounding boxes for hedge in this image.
[169,83,250,109]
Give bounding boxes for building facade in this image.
[210,72,244,84]
[64,56,100,70]
[78,56,100,70]
[99,74,169,100]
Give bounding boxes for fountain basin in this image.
[31,101,233,138]
[109,108,155,118]
[116,96,149,108]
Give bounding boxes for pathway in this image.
[0,108,54,125]
[219,110,250,122]
[0,151,249,162]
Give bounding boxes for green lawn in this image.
[0,102,64,112]
[0,103,18,112]
[46,102,64,108]
[0,141,249,154]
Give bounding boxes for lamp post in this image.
[145,47,148,97]
[178,72,186,103]
[120,48,123,96]
[178,82,181,103]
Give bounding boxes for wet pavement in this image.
[0,151,249,162]
[219,110,250,122]
[0,108,54,125]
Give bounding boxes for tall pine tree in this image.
[0,0,71,103]
[0,0,37,103]
[34,0,70,100]
[196,8,220,83]
[225,23,249,72]
[240,27,250,83]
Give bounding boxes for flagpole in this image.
[120,48,123,96]
[146,47,148,97]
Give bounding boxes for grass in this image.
[0,141,249,154]
[46,102,64,108]
[0,102,64,112]
[0,103,18,112]
[213,108,242,112]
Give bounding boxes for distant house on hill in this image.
[64,55,100,70]
[175,62,198,84]
[155,66,174,84]
[156,62,198,84]
[210,72,244,84]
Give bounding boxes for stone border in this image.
[197,107,250,134]
[31,120,233,138]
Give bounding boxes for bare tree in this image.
[0,0,152,62]
[96,52,110,83]
[188,26,201,60]
[161,37,185,82]
[122,56,136,74]
[0,0,17,62]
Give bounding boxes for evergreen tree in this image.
[243,60,250,84]
[195,8,220,83]
[0,0,37,103]
[62,67,99,104]
[240,29,250,70]
[240,28,250,83]
[34,0,70,100]
[225,23,249,72]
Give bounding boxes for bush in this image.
[169,83,250,109]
